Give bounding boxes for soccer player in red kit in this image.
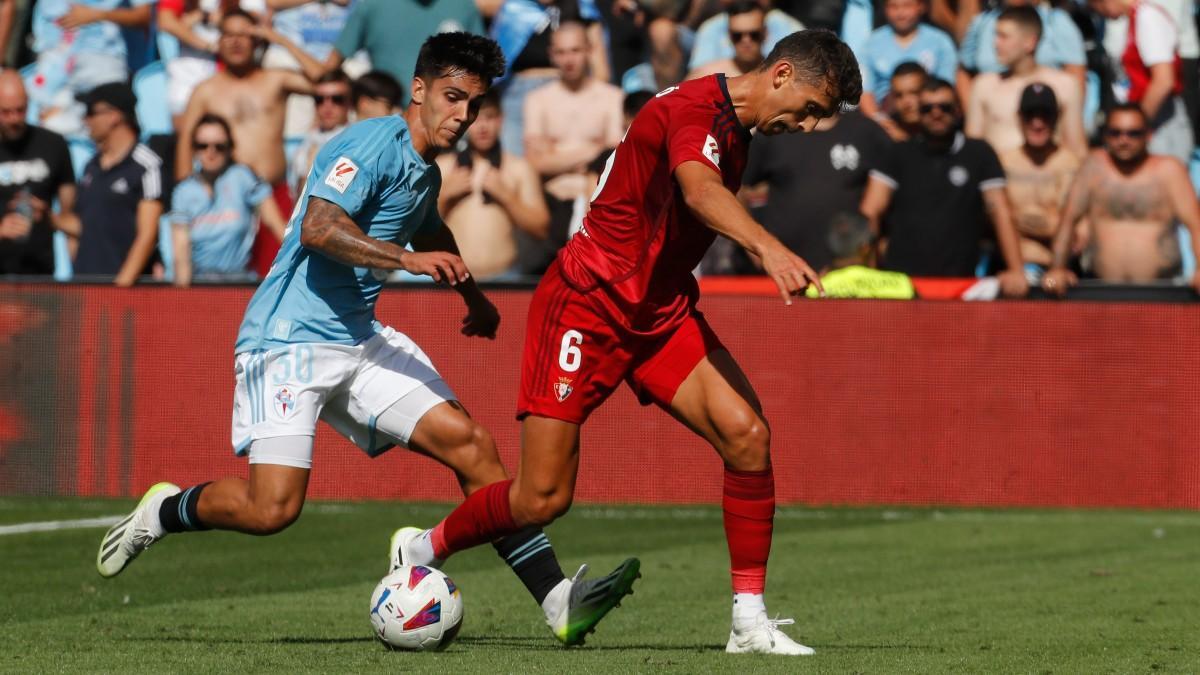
[393,29,862,653]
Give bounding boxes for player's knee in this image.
[513,489,572,528]
[248,500,302,535]
[721,413,771,472]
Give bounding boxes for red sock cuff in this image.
[432,479,516,559]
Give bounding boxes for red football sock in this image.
[431,479,518,559]
[723,466,774,594]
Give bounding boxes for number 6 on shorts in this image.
[559,330,583,372]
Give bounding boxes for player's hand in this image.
[462,293,500,339]
[1041,267,1076,298]
[997,268,1029,298]
[759,239,823,304]
[60,5,104,29]
[400,251,470,285]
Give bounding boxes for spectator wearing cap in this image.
[0,70,79,276]
[72,83,164,287]
[859,78,1029,297]
[352,71,404,120]
[290,70,353,198]
[170,113,287,287]
[26,0,156,137]
[965,6,1086,158]
[686,1,768,80]
[997,83,1082,278]
[1090,0,1194,163]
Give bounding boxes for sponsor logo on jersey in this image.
[324,156,359,193]
[948,165,969,187]
[273,386,296,419]
[702,135,721,168]
[553,377,574,403]
[830,144,860,171]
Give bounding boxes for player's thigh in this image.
[403,394,509,490]
[246,443,311,511]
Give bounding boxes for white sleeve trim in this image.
[869,168,898,189]
[979,177,1007,191]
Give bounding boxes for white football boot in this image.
[96,482,180,578]
[726,613,815,655]
[388,526,443,573]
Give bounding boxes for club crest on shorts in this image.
[273,386,296,419]
[553,377,574,403]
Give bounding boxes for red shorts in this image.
[517,263,725,424]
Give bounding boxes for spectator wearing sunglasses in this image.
[168,113,287,287]
[860,78,1029,297]
[856,0,956,120]
[290,70,353,198]
[688,0,803,75]
[1042,104,1200,294]
[687,1,767,80]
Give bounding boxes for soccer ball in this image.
[368,564,464,651]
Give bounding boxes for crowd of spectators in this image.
[0,0,1198,298]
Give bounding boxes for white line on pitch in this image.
[0,515,122,536]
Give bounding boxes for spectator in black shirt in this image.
[0,70,78,276]
[73,83,163,286]
[743,108,892,272]
[859,78,1029,297]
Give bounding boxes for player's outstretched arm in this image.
[299,196,469,284]
[412,218,500,339]
[676,161,824,303]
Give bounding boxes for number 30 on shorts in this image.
[558,330,583,372]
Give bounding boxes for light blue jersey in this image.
[171,164,272,275]
[859,24,958,102]
[234,117,442,354]
[33,0,155,59]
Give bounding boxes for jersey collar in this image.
[716,73,754,141]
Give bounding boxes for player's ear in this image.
[410,77,426,106]
[772,61,793,90]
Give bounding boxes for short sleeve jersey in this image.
[235,117,442,354]
[170,164,272,275]
[559,74,752,335]
[860,24,958,101]
[0,126,75,275]
[870,132,1007,277]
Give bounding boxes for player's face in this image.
[1020,113,1056,149]
[917,88,960,137]
[890,73,925,126]
[1103,111,1149,162]
[193,122,233,174]
[218,16,257,68]
[994,20,1034,66]
[758,66,837,135]
[467,104,501,152]
[728,11,766,64]
[885,0,923,34]
[416,72,489,150]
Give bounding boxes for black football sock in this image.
[493,527,566,605]
[158,483,212,533]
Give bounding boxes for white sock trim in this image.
[733,593,766,619]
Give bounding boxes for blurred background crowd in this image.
[0,0,1198,298]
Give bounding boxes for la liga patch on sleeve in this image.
[324,156,359,193]
[702,135,721,168]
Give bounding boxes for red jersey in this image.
[557,74,752,336]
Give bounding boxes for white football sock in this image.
[732,593,766,622]
[409,529,437,566]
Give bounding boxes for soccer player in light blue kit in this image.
[96,32,634,646]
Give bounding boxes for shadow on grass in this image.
[129,634,724,652]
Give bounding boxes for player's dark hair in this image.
[623,90,654,119]
[192,113,234,151]
[220,8,257,29]
[354,70,404,107]
[761,29,862,109]
[316,69,353,88]
[414,32,506,88]
[998,5,1042,42]
[921,77,961,107]
[890,61,928,82]
[727,0,764,18]
[1104,102,1148,129]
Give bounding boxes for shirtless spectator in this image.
[522,21,623,274]
[965,6,1086,158]
[998,83,1081,276]
[1090,0,1194,163]
[175,10,314,197]
[436,91,549,280]
[687,1,767,79]
[879,61,928,141]
[1042,104,1200,294]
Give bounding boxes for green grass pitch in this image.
[2,498,1199,673]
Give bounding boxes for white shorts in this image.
[231,326,457,465]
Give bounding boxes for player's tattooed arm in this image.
[300,197,469,284]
